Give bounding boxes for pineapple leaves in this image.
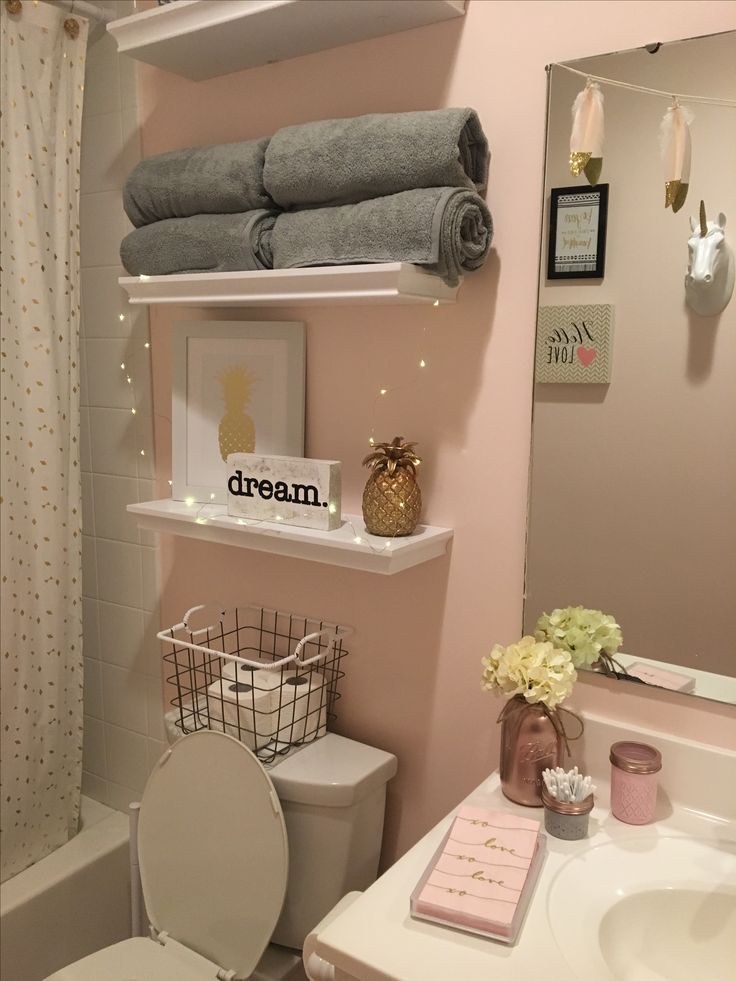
[362,435,421,475]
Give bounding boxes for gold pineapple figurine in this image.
[362,436,422,537]
[218,365,256,462]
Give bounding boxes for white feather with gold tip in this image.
[570,80,604,185]
[659,102,693,213]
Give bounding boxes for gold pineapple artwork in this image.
[362,436,422,537]
[218,365,257,461]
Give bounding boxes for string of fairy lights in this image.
[197,308,437,552]
[116,317,149,471]
[117,286,441,555]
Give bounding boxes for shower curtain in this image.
[1,1,88,882]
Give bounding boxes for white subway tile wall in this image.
[80,406,93,472]
[82,597,101,661]
[89,407,142,478]
[105,725,150,791]
[81,5,164,814]
[83,658,104,720]
[92,474,140,544]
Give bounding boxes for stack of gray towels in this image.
[120,108,492,287]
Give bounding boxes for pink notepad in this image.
[410,805,545,944]
[626,662,696,693]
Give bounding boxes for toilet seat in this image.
[44,936,221,981]
[45,731,289,981]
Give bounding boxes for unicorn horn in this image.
[699,200,707,237]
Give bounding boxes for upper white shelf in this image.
[128,498,453,575]
[108,0,466,81]
[118,264,459,307]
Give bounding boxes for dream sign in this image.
[226,453,342,531]
[535,304,614,384]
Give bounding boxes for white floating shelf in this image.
[108,0,466,81]
[119,264,459,307]
[128,499,452,575]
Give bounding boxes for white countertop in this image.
[311,717,736,981]
[612,651,736,704]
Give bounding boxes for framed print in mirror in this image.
[547,184,608,280]
[172,321,305,503]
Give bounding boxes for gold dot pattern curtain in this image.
[1,0,88,882]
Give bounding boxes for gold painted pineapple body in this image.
[218,365,256,461]
[218,410,255,460]
[362,436,422,537]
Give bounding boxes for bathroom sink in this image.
[547,835,736,980]
[308,719,736,981]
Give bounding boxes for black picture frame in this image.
[547,184,608,280]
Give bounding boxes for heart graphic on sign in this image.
[577,346,597,367]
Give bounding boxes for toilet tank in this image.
[268,733,397,950]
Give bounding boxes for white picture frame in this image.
[172,321,305,503]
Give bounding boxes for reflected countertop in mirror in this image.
[524,31,736,706]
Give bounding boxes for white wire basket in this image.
[158,604,351,766]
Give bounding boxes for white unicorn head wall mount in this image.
[686,200,734,317]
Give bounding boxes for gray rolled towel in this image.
[120,211,277,276]
[270,187,492,287]
[123,138,272,228]
[264,109,489,209]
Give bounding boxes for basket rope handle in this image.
[157,608,352,668]
[155,626,301,668]
[181,603,226,638]
[294,628,345,667]
[158,604,301,668]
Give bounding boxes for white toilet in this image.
[46,729,397,980]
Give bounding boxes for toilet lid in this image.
[138,730,288,978]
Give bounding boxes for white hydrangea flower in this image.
[534,606,623,669]
[481,636,576,708]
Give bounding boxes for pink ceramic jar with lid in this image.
[610,741,662,824]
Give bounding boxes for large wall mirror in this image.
[524,31,735,706]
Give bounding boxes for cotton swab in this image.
[542,766,596,803]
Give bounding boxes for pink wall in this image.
[139,0,736,863]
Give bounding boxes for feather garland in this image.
[570,81,604,185]
[659,102,693,213]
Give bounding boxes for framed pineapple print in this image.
[172,321,305,503]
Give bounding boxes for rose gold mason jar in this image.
[500,698,563,806]
[610,741,662,824]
